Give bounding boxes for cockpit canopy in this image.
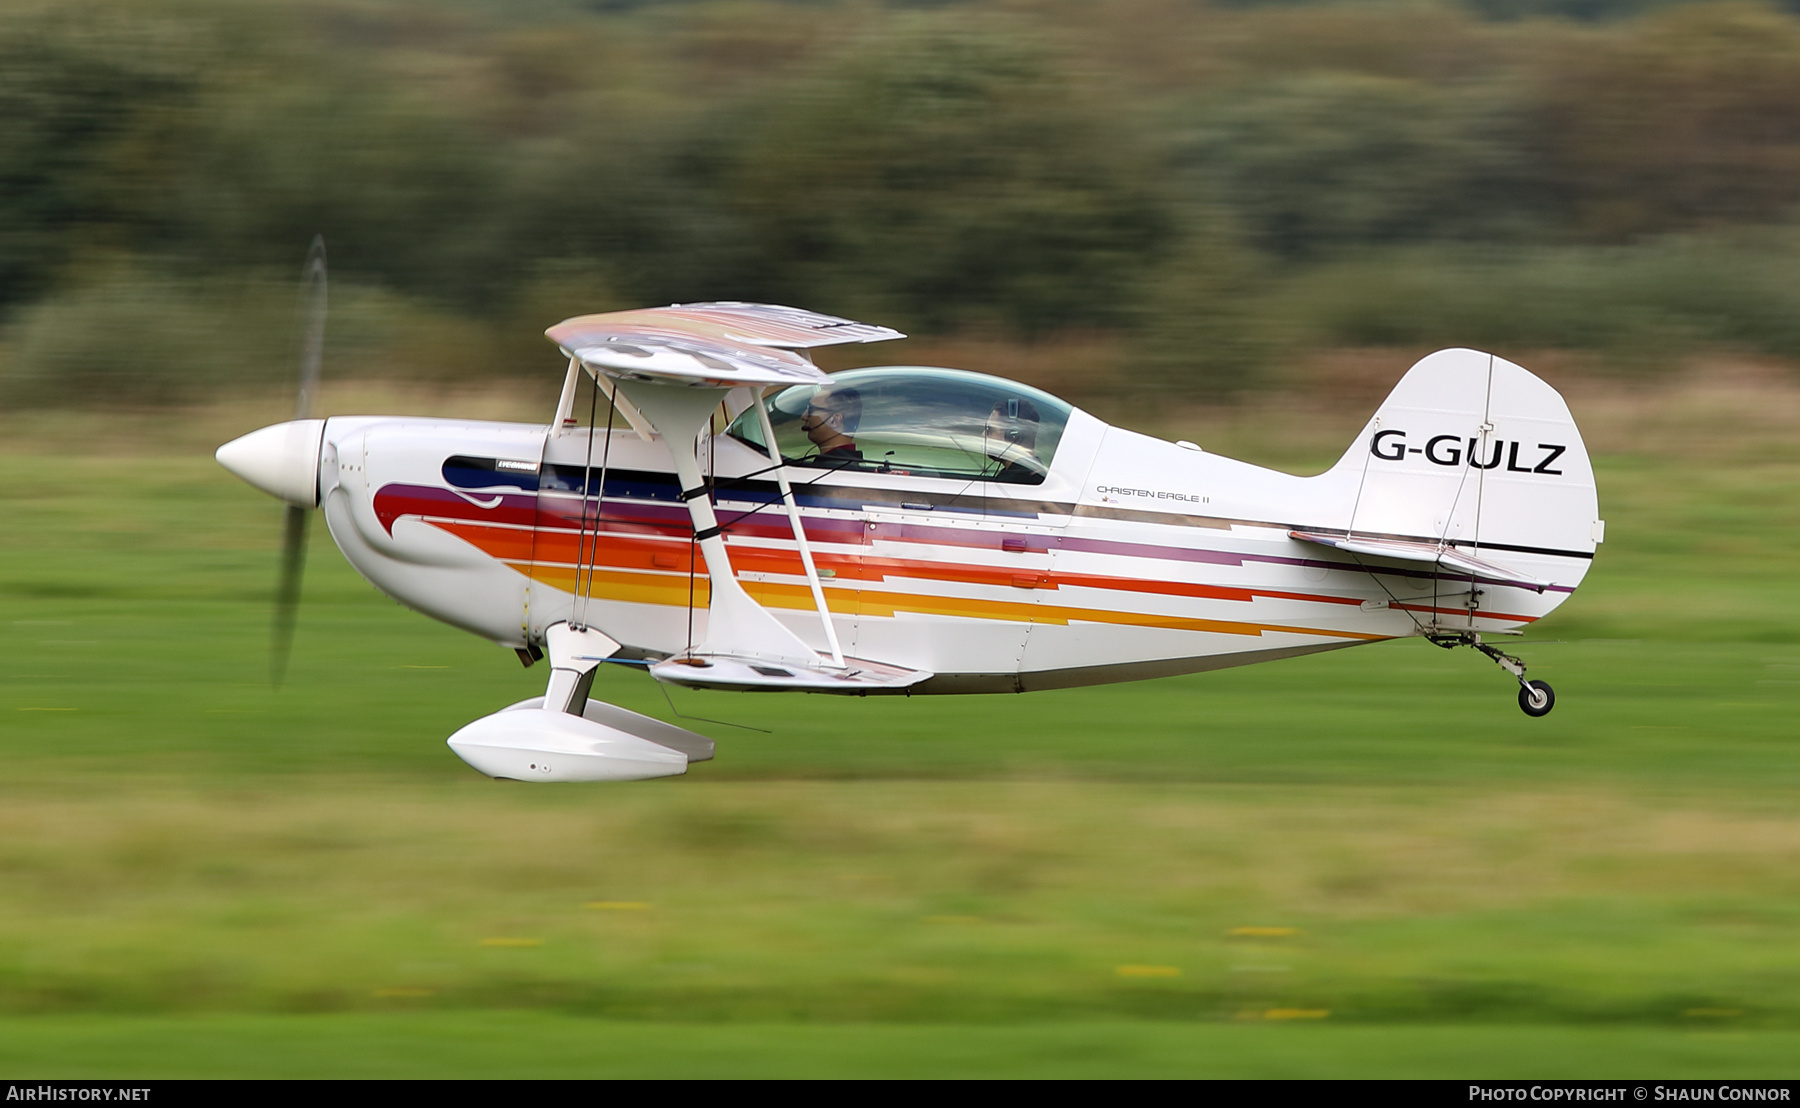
[725,367,1075,484]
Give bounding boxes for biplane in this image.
[218,275,1602,782]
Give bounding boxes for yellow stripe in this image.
[509,564,1384,643]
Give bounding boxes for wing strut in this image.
[611,379,821,667]
[551,356,581,436]
[750,389,844,667]
[591,374,657,442]
[549,302,930,693]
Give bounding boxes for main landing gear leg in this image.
[1428,632,1555,717]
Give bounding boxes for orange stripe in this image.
[438,521,1375,612]
[435,521,537,561]
[510,564,1386,643]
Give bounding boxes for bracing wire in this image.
[658,680,770,733]
[572,370,600,628]
[578,389,617,630]
[685,533,698,656]
[682,405,727,657]
[708,453,861,532]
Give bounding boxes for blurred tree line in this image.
[7,0,1800,407]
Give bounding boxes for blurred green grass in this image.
[2,436,1798,1076]
[4,1016,1798,1079]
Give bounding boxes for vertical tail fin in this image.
[1326,348,1601,601]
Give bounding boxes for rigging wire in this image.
[707,453,862,532]
[684,408,722,657]
[685,532,697,656]
[572,369,600,628]
[657,680,770,733]
[578,388,618,630]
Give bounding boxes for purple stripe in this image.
[388,484,1577,594]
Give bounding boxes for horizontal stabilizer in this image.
[650,653,931,694]
[1289,530,1552,592]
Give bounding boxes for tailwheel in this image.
[1518,679,1555,718]
[1429,631,1556,718]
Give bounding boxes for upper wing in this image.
[545,302,905,388]
[1289,530,1553,593]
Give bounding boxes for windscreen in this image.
[726,366,1073,484]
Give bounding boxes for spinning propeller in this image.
[272,237,327,685]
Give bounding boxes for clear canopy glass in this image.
[725,366,1075,484]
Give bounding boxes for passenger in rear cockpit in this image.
[800,385,863,463]
[984,397,1043,483]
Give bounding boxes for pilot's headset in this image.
[999,399,1023,443]
[991,397,1039,448]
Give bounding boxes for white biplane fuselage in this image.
[218,303,1601,781]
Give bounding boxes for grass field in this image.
[2,378,1798,1076]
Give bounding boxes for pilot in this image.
[800,385,863,462]
[984,397,1042,483]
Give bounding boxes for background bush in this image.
[6,0,1800,408]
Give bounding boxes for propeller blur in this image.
[269,237,327,686]
[216,300,1603,781]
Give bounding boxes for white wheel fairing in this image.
[447,708,687,782]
